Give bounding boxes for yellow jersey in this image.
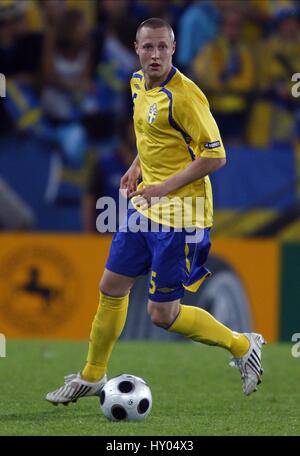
[130,67,226,228]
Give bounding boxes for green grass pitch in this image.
[0,340,299,436]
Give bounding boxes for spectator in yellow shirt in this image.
[193,10,255,145]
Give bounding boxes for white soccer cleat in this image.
[46,373,107,405]
[230,332,266,396]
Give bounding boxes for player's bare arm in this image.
[129,156,226,204]
[163,156,226,193]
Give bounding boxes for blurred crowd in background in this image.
[0,0,300,236]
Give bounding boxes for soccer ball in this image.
[100,374,152,421]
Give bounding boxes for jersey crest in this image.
[147,103,157,124]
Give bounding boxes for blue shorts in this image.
[106,209,211,302]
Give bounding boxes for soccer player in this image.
[46,18,265,405]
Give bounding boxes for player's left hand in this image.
[129,184,168,209]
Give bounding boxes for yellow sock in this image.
[81,291,129,382]
[168,304,250,357]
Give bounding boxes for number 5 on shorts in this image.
[149,271,157,294]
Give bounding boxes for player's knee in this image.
[99,280,131,297]
[149,310,169,328]
[99,269,134,297]
[148,301,178,329]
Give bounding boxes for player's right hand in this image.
[120,166,141,195]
